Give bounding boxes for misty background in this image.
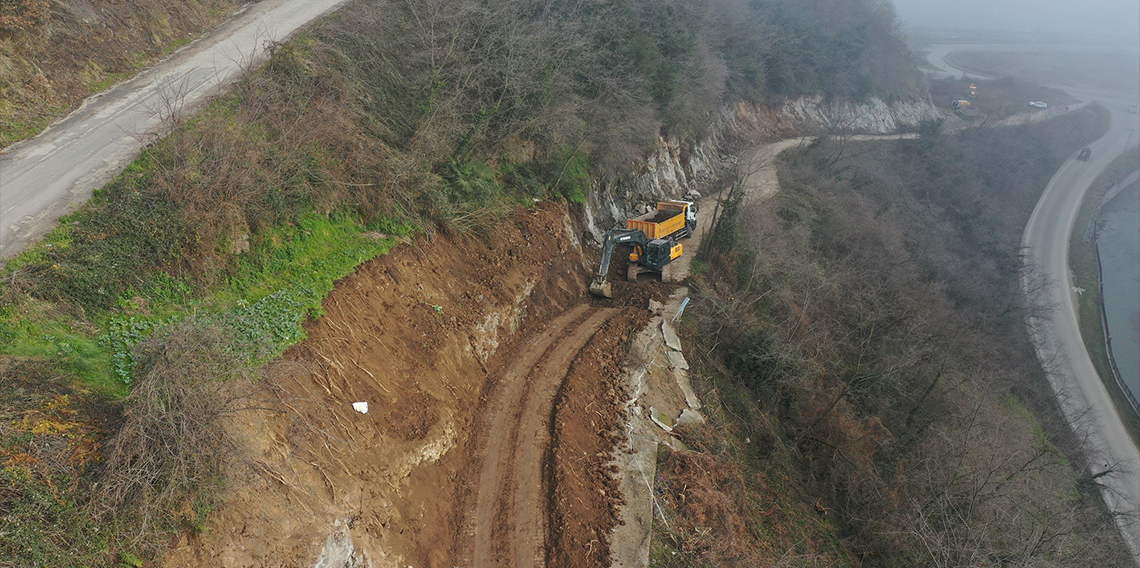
[893,0,1140,45]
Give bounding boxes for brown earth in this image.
[162,202,662,567]
[467,305,616,567]
[546,310,648,568]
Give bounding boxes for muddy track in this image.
[467,304,617,567]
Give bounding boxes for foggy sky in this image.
[892,0,1140,41]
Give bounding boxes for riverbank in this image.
[1097,181,1140,411]
[1070,153,1140,444]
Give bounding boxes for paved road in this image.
[1023,103,1140,560]
[0,0,351,258]
[927,46,1140,559]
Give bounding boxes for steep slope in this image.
[0,0,933,565]
[160,203,623,567]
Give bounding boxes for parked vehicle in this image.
[1078,147,1091,161]
[952,99,978,118]
[1028,101,1048,109]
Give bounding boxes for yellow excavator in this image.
[589,200,696,298]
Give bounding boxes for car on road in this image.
[1028,101,1048,109]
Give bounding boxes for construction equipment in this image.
[589,200,696,298]
[627,200,697,240]
[951,99,978,119]
[1078,147,1092,161]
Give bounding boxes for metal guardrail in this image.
[671,297,690,322]
[1083,170,1140,245]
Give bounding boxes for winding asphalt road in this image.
[0,0,351,258]
[928,47,1140,560]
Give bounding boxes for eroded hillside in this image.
[11,0,1098,566]
[157,202,659,567]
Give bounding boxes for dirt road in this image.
[469,305,617,567]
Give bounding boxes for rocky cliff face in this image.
[778,95,942,135]
[582,96,941,239]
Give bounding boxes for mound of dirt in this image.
[162,202,593,567]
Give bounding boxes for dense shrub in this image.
[683,107,1126,566]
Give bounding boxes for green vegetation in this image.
[664,107,1129,566]
[1,210,399,563]
[1,0,926,564]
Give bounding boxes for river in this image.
[1098,180,1140,404]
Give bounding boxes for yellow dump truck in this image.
[626,200,696,240]
[588,200,698,298]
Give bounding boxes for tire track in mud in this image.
[469,305,617,568]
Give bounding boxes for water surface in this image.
[1097,181,1140,403]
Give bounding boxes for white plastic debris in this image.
[677,409,706,425]
[352,401,369,414]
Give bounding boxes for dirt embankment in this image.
[163,202,648,567]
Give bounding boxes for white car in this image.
[1028,101,1048,109]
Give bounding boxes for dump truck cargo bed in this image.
[627,201,690,240]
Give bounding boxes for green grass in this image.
[212,213,404,364]
[0,106,67,148]
[1,212,407,395]
[163,37,194,54]
[0,300,120,397]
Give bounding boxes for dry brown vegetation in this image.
[667,107,1134,566]
[0,0,248,147]
[2,0,926,565]
[93,320,255,558]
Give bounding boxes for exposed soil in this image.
[595,241,673,309]
[546,310,648,568]
[162,202,656,567]
[466,306,617,567]
[646,210,680,223]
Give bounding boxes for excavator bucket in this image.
[589,279,613,299]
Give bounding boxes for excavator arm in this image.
[589,228,648,298]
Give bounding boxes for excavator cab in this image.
[629,239,678,269]
[642,239,681,270]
